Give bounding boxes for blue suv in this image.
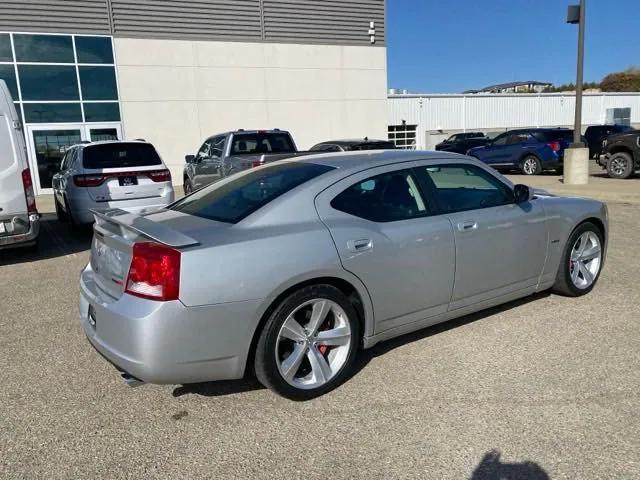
[467,128,574,175]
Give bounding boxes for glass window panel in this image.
[75,36,114,64]
[24,103,82,123]
[0,34,12,61]
[19,65,79,100]
[79,66,117,100]
[83,102,120,122]
[0,65,19,100]
[13,34,74,63]
[31,129,82,188]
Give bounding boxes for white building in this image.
[0,1,388,194]
[387,92,640,150]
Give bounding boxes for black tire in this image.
[254,284,361,400]
[54,197,67,222]
[552,222,604,297]
[520,155,542,175]
[606,152,634,179]
[555,166,564,175]
[183,178,193,195]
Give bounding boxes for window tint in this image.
[0,34,12,62]
[82,143,162,169]
[171,163,333,224]
[13,34,74,63]
[331,170,427,222]
[422,164,514,213]
[19,65,79,100]
[74,36,113,64]
[83,102,120,122]
[533,130,573,142]
[492,134,508,146]
[79,66,118,100]
[506,133,530,145]
[0,65,19,100]
[230,133,294,154]
[23,103,82,123]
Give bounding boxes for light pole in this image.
[564,0,589,184]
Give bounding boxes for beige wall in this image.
[114,38,388,183]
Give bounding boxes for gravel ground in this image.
[1,202,638,479]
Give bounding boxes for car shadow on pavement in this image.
[174,292,551,399]
[350,291,551,379]
[0,213,93,266]
[470,449,550,479]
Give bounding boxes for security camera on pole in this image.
[565,0,589,184]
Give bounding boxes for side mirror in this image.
[185,154,195,163]
[513,184,532,203]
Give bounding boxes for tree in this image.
[600,67,640,92]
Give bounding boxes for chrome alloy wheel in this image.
[523,157,538,175]
[275,299,352,390]
[609,156,629,177]
[569,231,602,289]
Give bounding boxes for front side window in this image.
[331,169,428,222]
[171,162,333,223]
[210,136,225,157]
[420,164,513,213]
[197,140,211,158]
[492,134,508,146]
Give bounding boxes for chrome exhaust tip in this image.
[120,372,145,388]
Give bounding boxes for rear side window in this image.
[82,143,162,169]
[350,141,396,151]
[170,162,333,223]
[533,130,573,142]
[331,169,428,222]
[230,133,294,155]
[420,164,513,213]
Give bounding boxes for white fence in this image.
[388,92,640,149]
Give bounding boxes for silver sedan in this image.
[80,151,607,399]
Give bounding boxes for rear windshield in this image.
[82,143,162,169]
[350,141,396,151]
[170,162,333,223]
[533,130,573,142]
[230,133,295,155]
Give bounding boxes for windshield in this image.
[82,143,162,169]
[170,162,333,223]
[230,133,295,155]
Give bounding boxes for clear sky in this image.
[386,0,640,93]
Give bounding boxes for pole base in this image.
[563,147,589,185]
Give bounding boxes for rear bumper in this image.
[69,189,175,224]
[0,213,40,249]
[79,263,261,385]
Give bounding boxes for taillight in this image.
[147,169,171,182]
[21,169,37,213]
[74,174,105,187]
[547,141,561,152]
[125,242,181,301]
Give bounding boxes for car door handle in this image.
[457,221,478,232]
[346,239,373,252]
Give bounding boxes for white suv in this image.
[52,141,175,225]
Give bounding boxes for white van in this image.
[0,80,40,250]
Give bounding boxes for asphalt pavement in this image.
[0,192,638,479]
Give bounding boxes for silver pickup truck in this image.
[182,129,315,193]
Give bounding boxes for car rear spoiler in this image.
[90,208,200,248]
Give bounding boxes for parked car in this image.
[597,128,640,178]
[80,150,607,400]
[467,128,574,175]
[0,80,40,250]
[183,129,315,194]
[52,140,174,225]
[310,138,396,152]
[584,124,633,158]
[435,132,490,154]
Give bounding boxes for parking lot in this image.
[1,175,639,479]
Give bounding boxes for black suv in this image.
[435,132,490,154]
[598,129,640,178]
[584,124,633,158]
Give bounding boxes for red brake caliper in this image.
[317,318,331,357]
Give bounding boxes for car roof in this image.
[297,149,466,172]
[316,138,392,146]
